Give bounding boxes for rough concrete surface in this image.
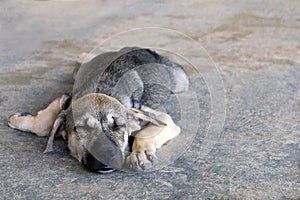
[0,0,299,199]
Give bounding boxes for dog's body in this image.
[8,47,189,173]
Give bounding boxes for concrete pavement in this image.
[0,0,299,199]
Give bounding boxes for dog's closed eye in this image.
[110,117,126,131]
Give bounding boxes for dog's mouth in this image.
[82,151,117,173]
[95,166,115,174]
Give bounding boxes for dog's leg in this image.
[126,108,181,170]
[8,94,70,137]
[76,53,95,65]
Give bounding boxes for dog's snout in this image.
[82,152,115,173]
[83,132,125,171]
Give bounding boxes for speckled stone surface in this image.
[0,0,299,199]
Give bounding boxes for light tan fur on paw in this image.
[8,97,63,137]
[126,109,180,170]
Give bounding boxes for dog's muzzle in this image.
[82,151,116,173]
[80,131,125,173]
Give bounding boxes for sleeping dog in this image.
[8,47,189,173]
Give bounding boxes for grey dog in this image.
[8,47,189,173]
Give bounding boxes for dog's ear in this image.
[43,111,67,153]
[127,108,166,132]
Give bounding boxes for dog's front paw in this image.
[126,145,158,171]
[8,112,33,131]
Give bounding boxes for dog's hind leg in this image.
[73,53,96,80]
[8,94,70,137]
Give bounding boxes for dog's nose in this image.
[85,134,125,171]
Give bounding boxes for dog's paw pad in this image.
[8,112,32,129]
[19,112,33,117]
[126,149,157,171]
[9,112,32,118]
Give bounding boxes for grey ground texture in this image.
[0,0,299,199]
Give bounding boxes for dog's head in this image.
[59,93,164,173]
